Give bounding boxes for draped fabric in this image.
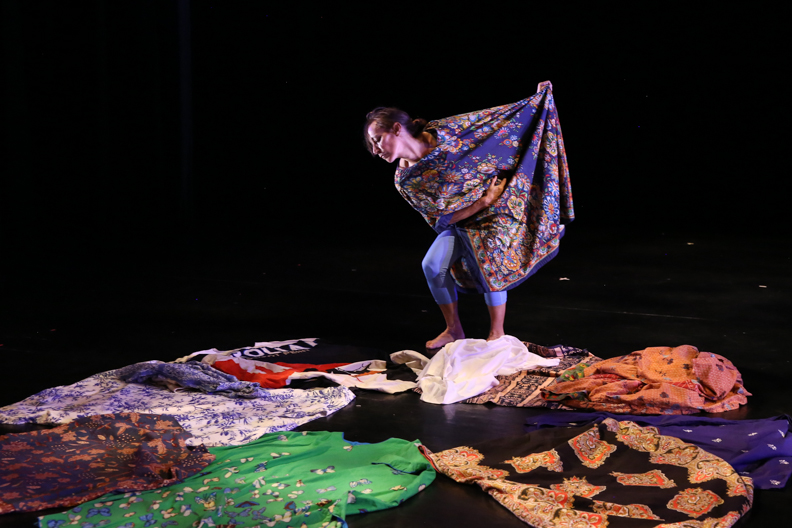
[524,412,792,490]
[541,345,751,415]
[39,431,436,528]
[0,413,214,514]
[395,87,574,293]
[422,419,753,527]
[459,347,602,408]
[0,369,356,447]
[116,360,269,398]
[414,336,560,404]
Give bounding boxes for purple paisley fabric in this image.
[395,87,574,293]
[0,412,215,514]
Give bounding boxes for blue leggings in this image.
[422,230,507,307]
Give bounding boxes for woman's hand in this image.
[447,177,508,225]
[537,80,553,92]
[480,177,507,207]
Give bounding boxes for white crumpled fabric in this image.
[415,335,560,404]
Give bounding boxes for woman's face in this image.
[367,121,403,163]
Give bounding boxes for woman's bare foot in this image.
[486,330,505,341]
[426,328,464,349]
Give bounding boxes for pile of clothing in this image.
[0,336,785,528]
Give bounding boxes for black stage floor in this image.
[1,224,790,527]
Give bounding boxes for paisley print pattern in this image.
[484,481,608,528]
[605,419,754,501]
[527,412,792,490]
[652,446,703,467]
[426,447,508,483]
[504,449,563,473]
[592,500,663,520]
[551,476,606,498]
[425,420,751,528]
[667,488,725,518]
[610,469,677,488]
[655,510,742,527]
[395,87,574,294]
[546,509,608,527]
[569,426,617,468]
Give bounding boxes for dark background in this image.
[3,1,787,274]
[0,5,790,526]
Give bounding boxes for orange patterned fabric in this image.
[542,345,750,414]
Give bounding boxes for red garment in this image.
[541,345,751,414]
[0,413,214,514]
[213,358,353,388]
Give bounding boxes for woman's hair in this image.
[363,107,427,155]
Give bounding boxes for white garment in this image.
[390,350,431,375]
[415,335,560,404]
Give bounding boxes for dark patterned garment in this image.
[0,413,214,514]
[422,419,752,527]
[525,412,792,490]
[395,87,574,294]
[461,343,601,408]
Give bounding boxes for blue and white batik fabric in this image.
[0,368,355,447]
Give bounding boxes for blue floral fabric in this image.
[395,87,574,293]
[0,370,355,447]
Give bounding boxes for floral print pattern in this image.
[38,431,436,528]
[0,369,356,447]
[395,87,574,293]
[0,413,214,514]
[542,345,750,415]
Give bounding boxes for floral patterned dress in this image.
[395,87,574,293]
[38,431,436,528]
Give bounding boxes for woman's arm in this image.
[447,177,507,225]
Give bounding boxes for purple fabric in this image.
[525,412,792,489]
[394,88,574,294]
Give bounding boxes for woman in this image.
[365,81,574,349]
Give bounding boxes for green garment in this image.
[39,431,436,528]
